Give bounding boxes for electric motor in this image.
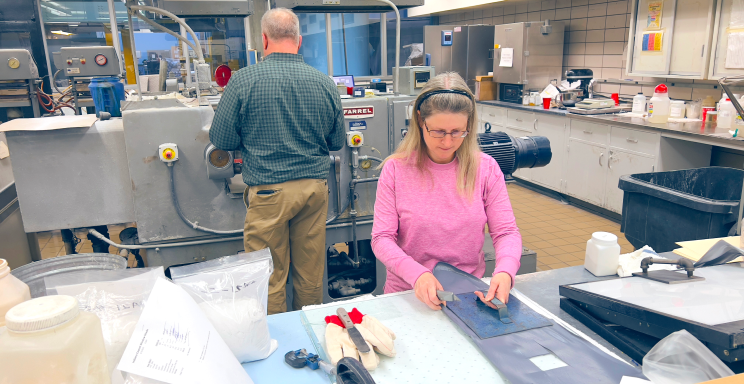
[479,131,552,176]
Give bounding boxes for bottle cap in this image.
[654,84,668,94]
[5,295,80,333]
[637,92,644,95]
[591,232,618,245]
[0,259,8,279]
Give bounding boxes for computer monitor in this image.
[332,75,354,88]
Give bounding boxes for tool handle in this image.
[319,360,336,376]
[336,308,355,329]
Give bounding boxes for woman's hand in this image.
[474,272,512,309]
[414,272,444,310]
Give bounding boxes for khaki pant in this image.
[243,178,328,314]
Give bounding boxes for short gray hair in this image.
[261,8,300,44]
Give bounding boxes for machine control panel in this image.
[441,30,453,46]
[346,132,364,147]
[159,143,179,162]
[53,46,120,77]
[0,49,39,80]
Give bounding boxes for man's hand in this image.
[414,272,444,310]
[474,272,512,309]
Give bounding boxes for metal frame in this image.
[559,283,744,350]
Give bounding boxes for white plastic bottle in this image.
[632,92,646,113]
[584,232,621,277]
[0,295,111,384]
[648,84,671,123]
[0,258,31,327]
[718,98,736,128]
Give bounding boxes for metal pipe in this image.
[325,14,333,76]
[126,6,142,100]
[371,0,400,94]
[106,0,125,76]
[326,220,373,230]
[341,14,349,75]
[181,24,192,88]
[128,5,204,63]
[349,180,360,268]
[88,229,242,250]
[36,0,54,90]
[134,11,198,54]
[380,13,387,77]
[359,155,384,163]
[244,16,253,51]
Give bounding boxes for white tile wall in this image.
[438,0,722,101]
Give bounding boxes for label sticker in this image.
[349,121,367,131]
[66,68,81,74]
[344,106,374,119]
[454,27,461,32]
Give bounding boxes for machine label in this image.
[343,106,374,119]
[349,121,367,131]
[66,68,81,74]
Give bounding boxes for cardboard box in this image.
[475,75,498,101]
[701,373,744,383]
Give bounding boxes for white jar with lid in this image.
[669,100,686,118]
[0,295,111,384]
[0,258,31,327]
[584,232,622,277]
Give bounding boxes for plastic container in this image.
[618,167,744,252]
[632,92,646,113]
[0,295,111,384]
[670,100,686,118]
[88,77,125,118]
[648,84,671,123]
[584,232,621,277]
[706,111,718,123]
[702,95,716,109]
[0,259,31,327]
[542,97,551,109]
[718,98,736,128]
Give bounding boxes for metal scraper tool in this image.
[484,293,513,324]
[436,290,460,302]
[337,308,371,353]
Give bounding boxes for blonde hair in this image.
[382,72,480,197]
[261,8,300,44]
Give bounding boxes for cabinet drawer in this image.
[610,126,659,156]
[481,105,506,126]
[505,109,535,132]
[569,119,610,145]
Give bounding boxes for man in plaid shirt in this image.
[210,8,345,314]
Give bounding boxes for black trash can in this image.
[618,167,744,253]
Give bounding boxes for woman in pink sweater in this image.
[371,72,522,310]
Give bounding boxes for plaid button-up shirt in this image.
[210,53,345,186]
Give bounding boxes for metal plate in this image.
[631,270,705,284]
[446,292,552,339]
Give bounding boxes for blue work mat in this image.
[446,292,552,339]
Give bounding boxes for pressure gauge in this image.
[94,54,107,66]
[7,57,20,69]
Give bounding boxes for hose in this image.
[133,10,198,55]
[372,0,400,94]
[168,163,243,235]
[326,198,351,225]
[52,69,63,94]
[128,5,204,63]
[360,155,384,163]
[88,228,242,250]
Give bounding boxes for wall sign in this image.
[343,106,374,119]
[349,121,367,130]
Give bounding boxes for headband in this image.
[416,89,474,111]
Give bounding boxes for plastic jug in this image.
[0,259,30,327]
[632,92,646,113]
[648,84,670,123]
[584,232,621,277]
[718,98,736,129]
[0,295,111,384]
[88,76,125,118]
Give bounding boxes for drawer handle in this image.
[583,130,593,134]
[626,138,638,143]
[488,113,496,117]
[608,153,614,169]
[599,152,604,166]
[515,118,523,122]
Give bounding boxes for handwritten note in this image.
[117,279,253,384]
[499,48,514,67]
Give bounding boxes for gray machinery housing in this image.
[53,46,121,77]
[394,66,435,96]
[153,0,253,16]
[275,0,423,12]
[0,49,41,118]
[492,21,565,99]
[424,25,495,91]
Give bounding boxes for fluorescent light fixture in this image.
[51,30,73,36]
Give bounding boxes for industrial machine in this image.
[493,21,565,103]
[565,69,594,101]
[0,49,40,120]
[154,0,253,16]
[424,25,495,91]
[52,46,121,114]
[394,66,434,96]
[274,0,423,12]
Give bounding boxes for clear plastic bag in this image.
[170,248,277,363]
[642,330,734,384]
[55,267,165,383]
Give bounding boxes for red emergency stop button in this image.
[352,136,361,145]
[164,149,174,160]
[80,58,86,64]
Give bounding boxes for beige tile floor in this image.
[37,185,633,272]
[507,183,634,272]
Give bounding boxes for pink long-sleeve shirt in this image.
[371,152,522,294]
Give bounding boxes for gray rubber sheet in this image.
[432,262,646,384]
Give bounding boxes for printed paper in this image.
[642,31,663,52]
[647,1,663,29]
[726,32,744,69]
[499,48,514,67]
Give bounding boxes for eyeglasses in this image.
[423,121,469,139]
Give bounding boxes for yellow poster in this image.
[647,1,663,29]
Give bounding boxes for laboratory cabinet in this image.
[709,0,744,79]
[530,114,567,192]
[626,0,717,79]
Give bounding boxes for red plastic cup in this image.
[347,86,353,96]
[611,93,620,106]
[542,97,551,109]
